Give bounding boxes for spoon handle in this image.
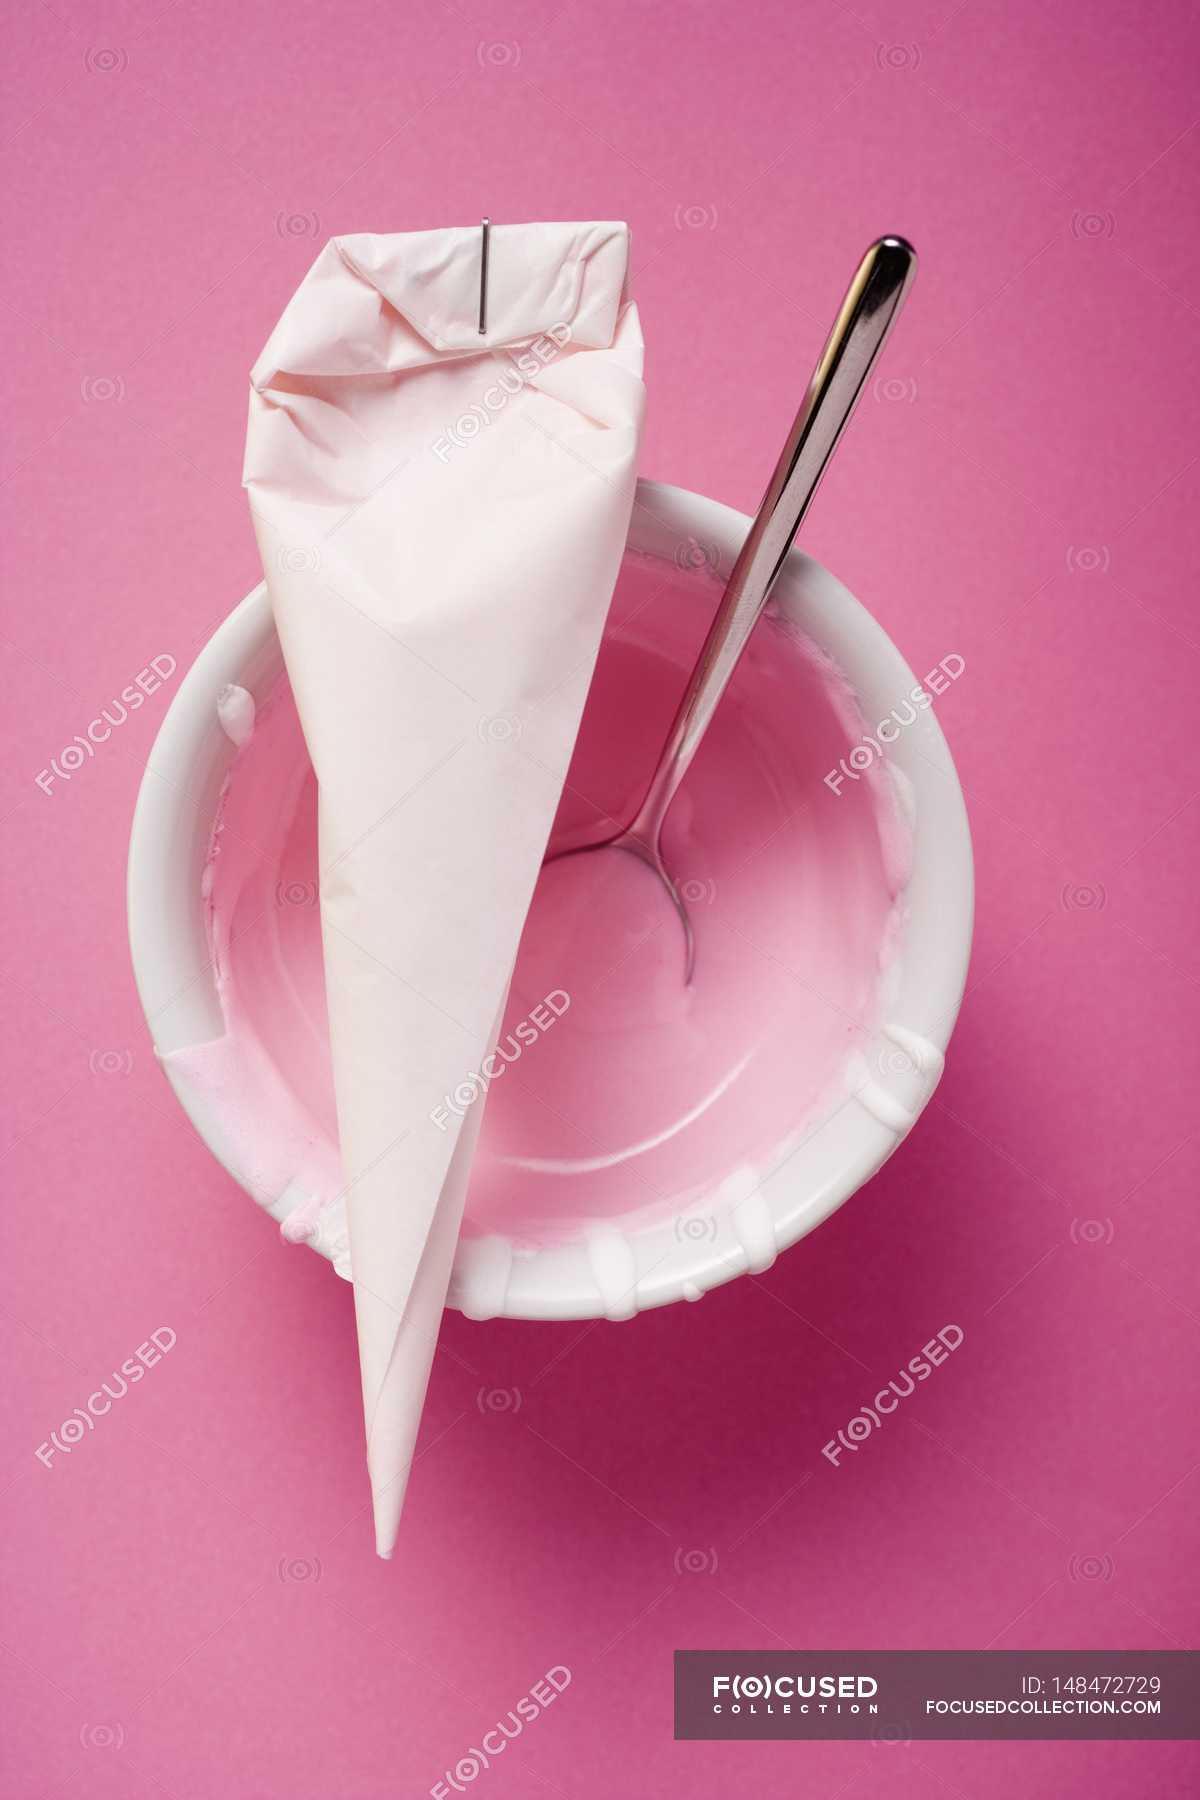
[629,236,917,842]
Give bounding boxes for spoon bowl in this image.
[544,816,697,978]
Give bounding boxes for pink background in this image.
[3,0,1198,1795]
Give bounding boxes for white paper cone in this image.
[244,223,644,1556]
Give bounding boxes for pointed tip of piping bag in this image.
[374,1506,401,1560]
[371,1463,410,1563]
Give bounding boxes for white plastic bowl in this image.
[128,479,973,1321]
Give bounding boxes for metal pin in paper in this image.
[478,217,490,335]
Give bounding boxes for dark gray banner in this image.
[674,1651,1199,1739]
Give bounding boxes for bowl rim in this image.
[128,477,973,1321]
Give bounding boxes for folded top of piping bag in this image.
[243,223,644,1559]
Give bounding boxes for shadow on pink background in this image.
[2,1,1198,1795]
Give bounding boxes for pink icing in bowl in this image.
[128,481,973,1321]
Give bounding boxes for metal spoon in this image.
[545,235,918,980]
